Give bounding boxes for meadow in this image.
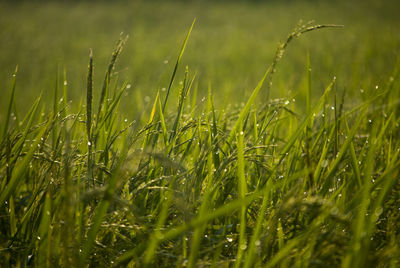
[1,0,400,267]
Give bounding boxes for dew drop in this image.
[321,160,329,168]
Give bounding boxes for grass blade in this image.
[1,66,18,143]
[162,19,195,112]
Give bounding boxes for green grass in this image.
[1,0,400,267]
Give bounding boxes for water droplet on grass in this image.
[321,160,329,168]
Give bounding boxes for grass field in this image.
[1,0,400,267]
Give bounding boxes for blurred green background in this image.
[0,0,399,117]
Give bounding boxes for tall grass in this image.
[1,20,400,267]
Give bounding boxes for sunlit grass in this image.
[1,14,400,267]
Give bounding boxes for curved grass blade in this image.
[0,116,51,206]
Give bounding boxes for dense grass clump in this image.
[1,20,400,267]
